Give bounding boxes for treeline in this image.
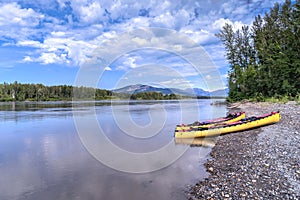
[0,82,181,101]
[0,82,227,101]
[0,81,113,101]
[217,0,300,102]
[129,92,179,100]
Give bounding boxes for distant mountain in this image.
[112,84,173,95]
[210,88,229,97]
[112,84,228,97]
[184,88,211,97]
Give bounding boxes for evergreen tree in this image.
[217,0,299,101]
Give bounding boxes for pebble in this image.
[189,102,300,199]
[208,167,214,173]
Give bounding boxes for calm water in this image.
[0,100,226,200]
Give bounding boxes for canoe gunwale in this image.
[176,112,246,130]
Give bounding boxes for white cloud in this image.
[0,0,285,74]
[158,78,193,89]
[110,1,139,20]
[69,0,105,24]
[51,31,66,37]
[159,1,171,12]
[180,28,216,45]
[23,56,33,62]
[15,22,109,66]
[221,1,234,15]
[212,18,244,32]
[37,52,66,65]
[152,12,175,29]
[0,0,286,91]
[0,2,45,43]
[56,0,68,9]
[17,40,42,48]
[123,57,138,69]
[19,35,98,66]
[203,43,227,68]
[115,55,142,70]
[173,9,191,30]
[114,64,197,89]
[78,2,104,24]
[0,3,44,27]
[232,5,248,15]
[104,66,112,71]
[108,16,150,34]
[91,27,219,80]
[205,74,212,80]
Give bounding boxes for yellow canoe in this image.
[176,112,246,131]
[175,112,280,139]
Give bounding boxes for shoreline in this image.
[0,97,227,102]
[189,101,300,199]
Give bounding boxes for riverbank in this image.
[189,101,300,199]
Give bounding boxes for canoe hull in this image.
[175,112,280,139]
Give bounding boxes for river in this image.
[0,99,226,200]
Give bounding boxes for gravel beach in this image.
[189,102,300,199]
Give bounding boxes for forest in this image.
[216,0,300,102]
[129,92,179,100]
[0,81,113,101]
[0,82,181,101]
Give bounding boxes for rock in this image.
[208,167,214,173]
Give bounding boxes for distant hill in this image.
[210,88,229,97]
[112,84,173,94]
[112,84,228,97]
[183,88,211,97]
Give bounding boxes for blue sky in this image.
[0,0,286,91]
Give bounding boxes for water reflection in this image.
[175,138,216,147]
[0,100,226,200]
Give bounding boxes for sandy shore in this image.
[189,101,300,199]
